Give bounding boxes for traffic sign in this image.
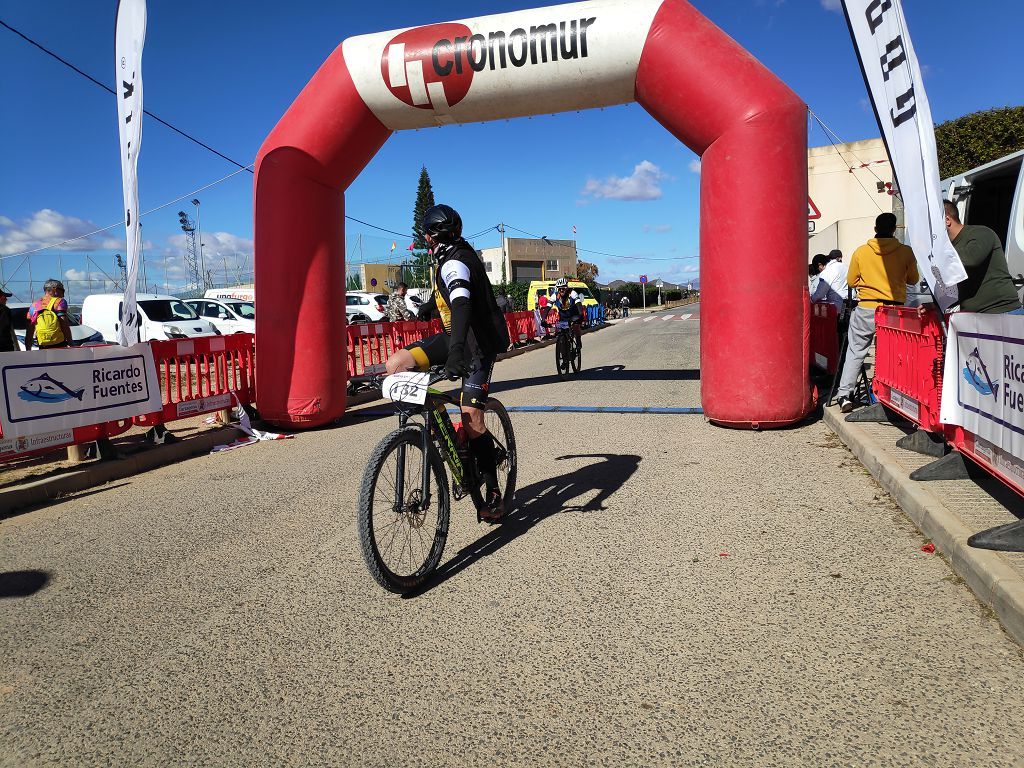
[639,275,648,284]
[656,280,664,288]
[808,198,821,220]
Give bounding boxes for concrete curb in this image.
[1,426,241,517]
[824,406,1024,646]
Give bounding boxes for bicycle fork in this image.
[391,411,433,515]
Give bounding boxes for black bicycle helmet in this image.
[421,204,463,243]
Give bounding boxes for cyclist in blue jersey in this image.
[549,277,584,348]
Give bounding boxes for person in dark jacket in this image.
[386,204,511,521]
[0,287,18,352]
[944,200,1023,314]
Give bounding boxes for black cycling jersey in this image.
[422,239,510,358]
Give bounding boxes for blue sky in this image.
[1,0,1021,300]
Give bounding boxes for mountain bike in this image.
[357,366,517,594]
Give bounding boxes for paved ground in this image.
[3,304,1024,767]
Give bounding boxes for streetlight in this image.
[191,198,208,289]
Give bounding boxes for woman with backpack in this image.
[24,279,73,351]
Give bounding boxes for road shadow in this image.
[404,452,641,598]
[1,482,132,522]
[0,570,50,598]
[492,364,700,394]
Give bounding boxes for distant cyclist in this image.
[548,277,584,348]
[385,204,511,521]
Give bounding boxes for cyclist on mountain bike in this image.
[549,277,584,348]
[385,204,511,521]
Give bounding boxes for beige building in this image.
[478,237,578,283]
[807,138,895,260]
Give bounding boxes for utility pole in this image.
[498,222,508,285]
[191,199,208,290]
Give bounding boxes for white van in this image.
[942,149,1024,289]
[205,286,254,302]
[185,297,255,334]
[81,293,219,343]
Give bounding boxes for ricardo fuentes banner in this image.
[941,313,1024,472]
[841,0,965,311]
[0,344,161,439]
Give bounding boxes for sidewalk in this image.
[824,404,1024,645]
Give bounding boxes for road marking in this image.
[662,314,675,320]
[678,313,692,320]
[644,316,657,322]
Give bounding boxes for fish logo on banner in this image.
[840,0,966,311]
[115,0,147,346]
[18,373,86,404]
[963,347,999,400]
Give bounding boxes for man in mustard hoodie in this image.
[836,212,919,413]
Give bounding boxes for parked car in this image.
[7,302,105,349]
[186,297,255,334]
[346,308,373,324]
[345,291,388,322]
[82,293,219,342]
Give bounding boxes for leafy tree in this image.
[407,166,437,286]
[576,260,599,283]
[935,106,1024,179]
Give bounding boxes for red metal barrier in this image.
[944,425,1024,498]
[809,302,839,374]
[505,311,537,344]
[871,306,944,432]
[135,333,257,428]
[1,334,256,463]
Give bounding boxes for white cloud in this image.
[582,160,668,201]
[643,224,673,233]
[821,0,842,10]
[0,209,123,256]
[688,159,701,175]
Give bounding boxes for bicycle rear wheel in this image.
[571,334,582,374]
[357,426,450,594]
[481,399,517,510]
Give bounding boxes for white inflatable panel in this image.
[342,0,663,130]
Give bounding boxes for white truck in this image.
[942,149,1024,291]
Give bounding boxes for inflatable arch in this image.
[254,0,811,429]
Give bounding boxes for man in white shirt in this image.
[810,250,848,313]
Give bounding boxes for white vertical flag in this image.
[115,0,146,345]
[841,0,965,311]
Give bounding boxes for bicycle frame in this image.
[391,380,475,517]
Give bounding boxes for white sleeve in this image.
[439,260,471,301]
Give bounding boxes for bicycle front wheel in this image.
[555,333,570,378]
[357,427,450,594]
[571,335,582,374]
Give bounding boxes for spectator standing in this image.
[384,282,415,321]
[620,294,630,318]
[836,213,919,413]
[495,287,511,313]
[944,200,1023,314]
[810,250,848,313]
[25,279,73,351]
[0,286,18,352]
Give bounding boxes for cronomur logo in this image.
[382,24,475,112]
[963,347,999,400]
[381,17,599,112]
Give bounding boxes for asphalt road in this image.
[3,304,1024,767]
